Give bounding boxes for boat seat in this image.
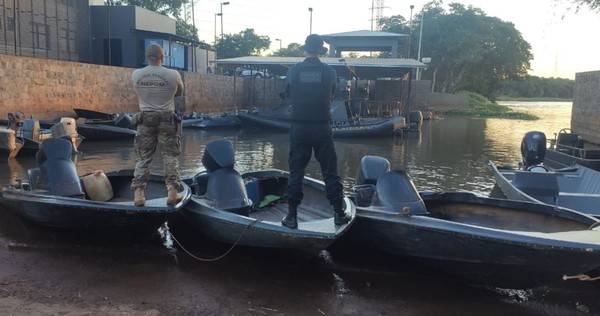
[206,168,252,216]
[557,133,580,148]
[37,138,85,198]
[370,170,428,215]
[513,171,559,205]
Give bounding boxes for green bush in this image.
[442,91,538,120]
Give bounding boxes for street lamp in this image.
[407,5,414,59]
[417,11,424,80]
[220,2,230,39]
[308,7,313,34]
[275,38,282,50]
[214,13,222,43]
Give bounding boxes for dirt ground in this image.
[2,211,600,316]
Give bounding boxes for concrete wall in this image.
[572,70,600,145]
[0,54,284,120]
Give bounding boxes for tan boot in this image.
[134,188,145,206]
[167,185,183,205]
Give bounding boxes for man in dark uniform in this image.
[281,34,351,229]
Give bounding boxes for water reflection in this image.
[1,102,572,197]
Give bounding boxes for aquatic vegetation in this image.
[443,91,539,120]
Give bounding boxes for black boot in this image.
[333,200,351,225]
[282,204,298,229]
[334,211,351,225]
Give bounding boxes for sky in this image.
[191,0,600,79]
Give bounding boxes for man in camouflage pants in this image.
[130,43,184,206]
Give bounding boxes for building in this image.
[0,0,91,61]
[0,0,214,72]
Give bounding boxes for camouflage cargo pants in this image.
[131,113,182,190]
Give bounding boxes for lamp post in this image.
[220,2,230,39]
[214,13,222,43]
[308,7,313,34]
[416,11,424,80]
[275,38,282,50]
[407,5,414,59]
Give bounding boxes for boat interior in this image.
[354,155,598,234]
[188,139,336,223]
[552,129,600,159]
[20,138,168,205]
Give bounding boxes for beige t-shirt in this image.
[132,65,183,112]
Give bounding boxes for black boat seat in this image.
[513,171,559,205]
[370,170,428,215]
[37,138,85,198]
[582,149,600,159]
[557,133,580,148]
[206,168,252,216]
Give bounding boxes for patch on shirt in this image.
[299,71,321,83]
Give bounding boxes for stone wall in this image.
[0,54,288,120]
[1,54,436,120]
[572,70,600,145]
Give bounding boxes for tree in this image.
[270,43,304,57]
[215,29,271,59]
[568,0,600,11]
[381,1,532,99]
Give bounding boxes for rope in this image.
[163,219,258,262]
[563,273,600,282]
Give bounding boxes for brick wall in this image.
[572,70,600,145]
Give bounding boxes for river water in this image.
[2,101,600,315]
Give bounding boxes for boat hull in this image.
[180,169,356,256]
[0,170,191,232]
[346,190,600,289]
[236,111,405,138]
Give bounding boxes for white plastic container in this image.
[51,117,78,138]
[81,171,114,201]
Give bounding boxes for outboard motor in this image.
[34,138,84,197]
[201,139,251,215]
[354,155,391,206]
[520,131,547,171]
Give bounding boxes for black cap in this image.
[302,34,328,55]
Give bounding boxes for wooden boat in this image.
[0,138,191,233]
[345,155,600,289]
[179,139,356,256]
[544,128,600,171]
[490,131,600,218]
[237,101,405,138]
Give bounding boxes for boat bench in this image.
[513,171,559,205]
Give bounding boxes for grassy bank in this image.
[441,92,539,120]
[496,96,573,102]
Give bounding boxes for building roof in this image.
[213,56,426,79]
[321,30,408,40]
